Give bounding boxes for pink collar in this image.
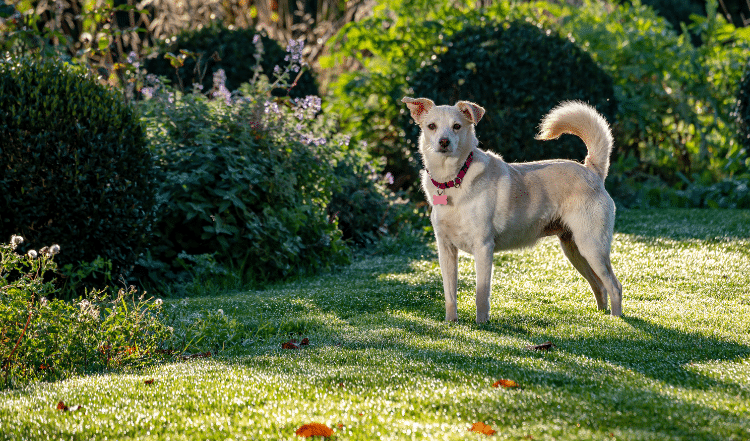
[427,151,474,193]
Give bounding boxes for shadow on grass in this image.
[615,208,750,241]
[290,310,749,440]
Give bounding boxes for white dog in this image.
[402,97,622,323]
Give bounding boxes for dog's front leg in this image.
[474,243,494,323]
[436,236,459,322]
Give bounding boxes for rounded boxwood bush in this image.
[144,25,318,98]
[403,21,617,165]
[0,57,156,278]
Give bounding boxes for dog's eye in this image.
[453,123,462,131]
[427,123,436,130]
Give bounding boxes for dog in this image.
[402,97,622,323]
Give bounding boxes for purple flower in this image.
[141,86,155,99]
[264,101,280,116]
[284,39,305,64]
[213,69,227,88]
[126,51,140,69]
[384,172,394,185]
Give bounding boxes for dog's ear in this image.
[401,97,434,124]
[456,101,485,125]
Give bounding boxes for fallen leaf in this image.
[493,379,519,388]
[526,341,555,351]
[300,337,310,345]
[56,401,84,412]
[282,339,300,350]
[144,379,155,385]
[469,421,496,435]
[181,351,212,360]
[295,422,333,437]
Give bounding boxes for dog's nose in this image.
[439,138,450,149]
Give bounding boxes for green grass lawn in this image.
[2,209,749,440]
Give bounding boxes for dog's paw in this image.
[445,314,458,322]
[475,313,489,324]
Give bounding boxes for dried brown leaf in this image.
[295,422,333,437]
[526,341,556,351]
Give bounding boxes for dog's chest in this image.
[430,195,489,253]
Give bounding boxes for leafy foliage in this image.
[143,25,318,97]
[403,20,617,165]
[0,236,171,390]
[561,0,750,178]
[136,67,356,284]
[0,56,156,286]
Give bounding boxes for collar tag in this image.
[433,194,448,205]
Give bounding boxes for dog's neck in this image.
[420,142,476,183]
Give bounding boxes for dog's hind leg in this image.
[437,237,459,321]
[566,233,623,317]
[474,243,494,324]
[559,235,607,311]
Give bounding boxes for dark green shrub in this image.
[735,60,750,158]
[143,25,318,97]
[0,57,156,283]
[403,21,617,166]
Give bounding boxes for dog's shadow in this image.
[480,312,750,392]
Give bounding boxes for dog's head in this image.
[402,97,485,155]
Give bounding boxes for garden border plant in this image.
[0,235,171,390]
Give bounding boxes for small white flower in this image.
[49,244,60,255]
[154,299,163,306]
[217,309,224,316]
[40,297,49,307]
[10,235,23,248]
[27,250,37,259]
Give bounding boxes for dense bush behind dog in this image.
[138,86,350,285]
[403,21,617,168]
[0,57,156,291]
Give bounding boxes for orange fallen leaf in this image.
[144,379,155,385]
[493,379,519,388]
[56,401,68,411]
[295,422,333,437]
[469,421,496,435]
[301,337,310,346]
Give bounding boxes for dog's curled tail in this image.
[536,101,614,181]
